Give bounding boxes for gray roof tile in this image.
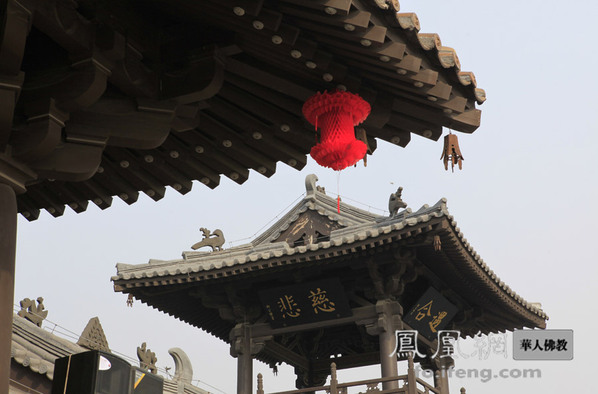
[113,175,547,321]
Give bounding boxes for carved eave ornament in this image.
[1,0,226,212]
[2,0,486,219]
[77,316,111,353]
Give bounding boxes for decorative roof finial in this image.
[168,347,193,384]
[388,187,407,217]
[191,228,225,251]
[17,297,48,327]
[137,342,158,374]
[305,174,319,198]
[77,317,111,352]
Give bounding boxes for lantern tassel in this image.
[337,196,340,213]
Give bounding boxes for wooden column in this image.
[406,354,417,394]
[0,184,17,393]
[422,354,453,394]
[379,321,398,390]
[364,299,403,391]
[230,324,269,394]
[434,369,448,394]
[237,347,252,394]
[233,324,252,394]
[434,356,453,394]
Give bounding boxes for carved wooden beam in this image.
[67,97,176,150]
[21,51,111,113]
[166,128,249,185]
[392,96,480,133]
[0,0,31,75]
[204,96,305,170]
[226,57,313,102]
[15,192,41,220]
[204,0,265,18]
[278,5,372,31]
[313,351,381,372]
[49,182,89,213]
[24,186,66,217]
[0,73,24,151]
[198,112,277,177]
[90,165,140,206]
[158,137,221,189]
[196,291,236,322]
[262,341,310,371]
[160,48,225,104]
[100,149,166,202]
[0,153,36,194]
[293,18,387,47]
[27,0,94,54]
[190,125,251,185]
[11,99,68,161]
[68,178,112,211]
[279,0,353,17]
[218,84,309,158]
[251,305,380,338]
[0,0,30,150]
[27,141,103,182]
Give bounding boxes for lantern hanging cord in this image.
[336,171,341,213]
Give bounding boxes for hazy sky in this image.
[13,1,598,393]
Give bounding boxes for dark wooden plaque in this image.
[404,287,458,341]
[259,278,352,328]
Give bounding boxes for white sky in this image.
[13,0,598,393]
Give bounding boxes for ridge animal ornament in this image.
[388,187,407,217]
[440,133,464,171]
[191,227,225,251]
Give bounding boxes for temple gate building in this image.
[112,175,547,394]
[1,0,489,391]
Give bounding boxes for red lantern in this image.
[302,90,371,171]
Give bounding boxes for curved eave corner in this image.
[439,210,548,328]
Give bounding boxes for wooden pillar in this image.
[406,354,417,394]
[379,321,399,390]
[363,299,403,391]
[0,184,17,393]
[329,362,338,394]
[237,347,253,394]
[434,369,449,394]
[231,324,268,394]
[233,324,253,394]
[434,357,453,394]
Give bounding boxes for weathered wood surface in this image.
[0,0,485,218]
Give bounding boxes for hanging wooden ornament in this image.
[440,132,464,172]
[354,127,371,167]
[302,90,371,171]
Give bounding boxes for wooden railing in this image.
[257,358,443,394]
